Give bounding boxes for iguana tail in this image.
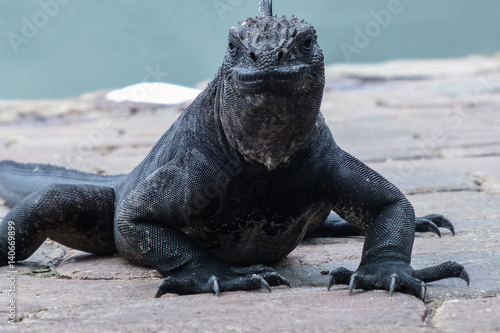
[0,160,123,207]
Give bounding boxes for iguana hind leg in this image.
[0,184,116,264]
[306,212,456,238]
[306,212,362,237]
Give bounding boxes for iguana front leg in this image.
[118,219,288,297]
[116,166,289,297]
[324,147,469,299]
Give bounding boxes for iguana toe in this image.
[416,218,442,237]
[413,261,470,286]
[252,274,272,292]
[155,277,174,298]
[416,214,455,236]
[327,267,354,291]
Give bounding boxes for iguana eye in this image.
[303,36,314,52]
[228,41,237,56]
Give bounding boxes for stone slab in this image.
[431,297,500,332]
[370,157,500,195]
[0,273,430,333]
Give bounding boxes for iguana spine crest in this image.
[259,0,272,17]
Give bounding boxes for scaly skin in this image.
[0,0,469,300]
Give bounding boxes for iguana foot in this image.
[155,264,290,298]
[415,214,455,237]
[327,260,469,300]
[328,262,426,299]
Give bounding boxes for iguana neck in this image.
[217,77,322,171]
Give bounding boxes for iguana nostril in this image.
[276,50,284,61]
[250,51,257,62]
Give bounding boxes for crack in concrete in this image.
[422,307,434,326]
[406,187,482,196]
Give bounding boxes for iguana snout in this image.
[232,64,311,95]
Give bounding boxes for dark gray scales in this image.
[0,0,468,300]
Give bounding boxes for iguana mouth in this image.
[232,65,311,94]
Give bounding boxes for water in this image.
[1,0,499,99]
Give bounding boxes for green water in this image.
[1,0,499,99]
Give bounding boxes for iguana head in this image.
[219,0,325,171]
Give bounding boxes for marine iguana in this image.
[0,0,469,299]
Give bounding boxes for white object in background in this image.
[106,82,202,105]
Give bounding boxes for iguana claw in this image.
[416,214,455,236]
[155,277,172,298]
[327,275,334,291]
[460,270,471,286]
[252,274,272,292]
[327,267,354,291]
[389,274,397,296]
[420,283,427,301]
[279,274,291,288]
[416,219,442,237]
[348,273,358,296]
[209,275,220,296]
